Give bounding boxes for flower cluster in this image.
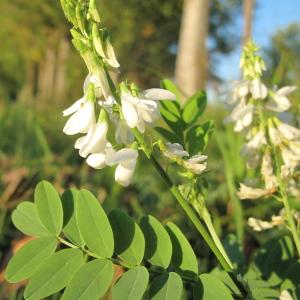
[226,42,299,200]
[161,142,208,175]
[62,74,175,186]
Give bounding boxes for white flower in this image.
[241,130,266,156]
[248,216,283,232]
[115,119,134,145]
[121,88,176,133]
[110,149,138,187]
[268,126,282,145]
[83,73,103,99]
[76,120,108,158]
[184,155,207,174]
[232,81,250,103]
[163,143,189,159]
[98,95,117,114]
[266,86,296,112]
[63,100,95,135]
[278,122,300,141]
[87,146,138,187]
[261,151,277,189]
[250,79,268,99]
[237,183,272,200]
[225,98,254,132]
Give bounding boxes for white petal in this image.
[278,123,300,140]
[276,86,297,97]
[63,101,95,135]
[142,88,176,101]
[250,79,268,99]
[187,155,208,164]
[110,148,138,165]
[121,99,139,128]
[138,100,159,123]
[115,120,134,145]
[79,122,108,158]
[115,159,136,187]
[63,98,85,116]
[75,136,86,149]
[86,153,106,169]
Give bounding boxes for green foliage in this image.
[157,79,212,155]
[112,267,149,300]
[5,181,241,299]
[61,259,114,300]
[149,272,183,300]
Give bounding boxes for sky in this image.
[217,0,300,81]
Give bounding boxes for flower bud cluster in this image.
[160,142,208,176]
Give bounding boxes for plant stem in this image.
[133,129,233,272]
[278,177,300,256]
[214,130,244,243]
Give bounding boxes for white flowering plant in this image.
[226,42,300,258]
[4,1,300,300]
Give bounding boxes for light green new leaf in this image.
[76,189,114,258]
[109,209,145,266]
[34,181,63,236]
[194,274,233,300]
[24,248,83,300]
[140,215,172,268]
[62,259,114,300]
[12,202,50,237]
[5,237,57,283]
[182,91,206,126]
[166,222,198,278]
[62,189,84,247]
[112,267,149,300]
[149,272,183,300]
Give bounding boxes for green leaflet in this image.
[12,201,50,237]
[140,215,172,268]
[109,209,145,266]
[62,259,114,300]
[166,222,198,278]
[112,266,149,300]
[5,237,57,283]
[34,181,63,236]
[62,188,84,247]
[194,274,233,300]
[24,248,83,300]
[76,189,114,258]
[149,272,183,300]
[182,91,207,126]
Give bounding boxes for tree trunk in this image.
[243,0,254,46]
[175,0,210,98]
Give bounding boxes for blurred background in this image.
[0,0,299,297]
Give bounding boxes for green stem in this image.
[277,173,300,256]
[133,129,233,272]
[214,130,244,243]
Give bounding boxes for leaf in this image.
[24,248,83,300]
[166,222,198,278]
[34,181,63,236]
[281,260,300,291]
[5,237,57,283]
[61,259,114,300]
[62,189,84,247]
[186,121,214,155]
[112,267,149,300]
[223,234,245,270]
[194,274,233,300]
[161,79,182,101]
[149,272,183,300]
[140,215,172,268]
[109,209,145,266]
[76,189,114,258]
[155,127,179,144]
[182,91,207,126]
[11,202,50,237]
